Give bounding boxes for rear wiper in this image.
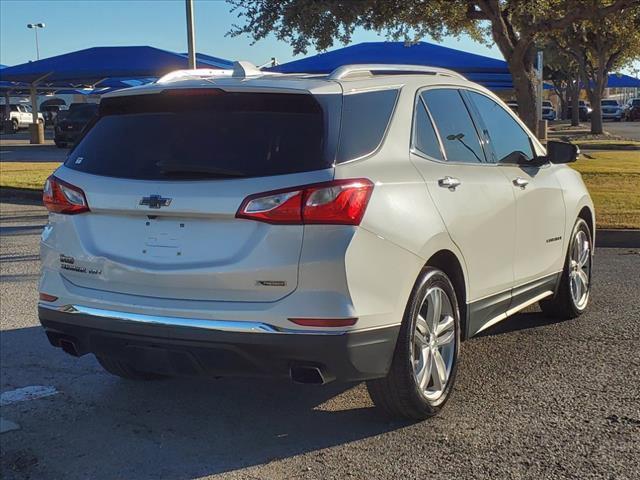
[157,161,247,178]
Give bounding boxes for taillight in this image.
[43,176,90,214]
[236,179,374,225]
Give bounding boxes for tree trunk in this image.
[570,84,580,126]
[559,86,568,120]
[589,89,603,134]
[511,68,539,137]
[587,61,608,135]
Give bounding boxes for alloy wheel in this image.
[569,229,591,310]
[411,286,456,401]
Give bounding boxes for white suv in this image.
[38,63,594,419]
[1,103,44,132]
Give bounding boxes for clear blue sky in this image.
[1,0,638,76]
[0,0,505,66]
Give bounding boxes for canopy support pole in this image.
[28,73,51,144]
[3,91,10,122]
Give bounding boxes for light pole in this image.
[27,23,45,60]
[185,0,196,69]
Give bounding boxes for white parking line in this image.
[0,385,59,406]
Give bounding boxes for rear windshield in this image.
[601,100,618,105]
[65,90,331,180]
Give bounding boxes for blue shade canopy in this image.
[271,41,510,74]
[181,53,234,69]
[544,73,640,90]
[607,73,640,88]
[0,46,232,85]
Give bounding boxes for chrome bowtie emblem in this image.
[140,195,172,209]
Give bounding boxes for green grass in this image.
[1,153,638,229]
[571,150,640,229]
[0,162,60,190]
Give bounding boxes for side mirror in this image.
[545,140,580,164]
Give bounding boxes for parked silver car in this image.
[39,63,594,419]
[601,99,624,121]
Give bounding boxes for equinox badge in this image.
[140,195,172,209]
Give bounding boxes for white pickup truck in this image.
[1,103,45,132]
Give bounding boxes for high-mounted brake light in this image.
[43,176,90,215]
[236,179,374,225]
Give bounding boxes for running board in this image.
[475,290,553,334]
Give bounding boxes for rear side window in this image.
[337,89,398,162]
[467,92,534,163]
[66,91,330,180]
[413,98,443,160]
[422,89,486,164]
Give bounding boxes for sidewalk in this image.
[0,130,66,163]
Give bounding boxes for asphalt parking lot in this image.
[605,121,640,141]
[0,199,639,480]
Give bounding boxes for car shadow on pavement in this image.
[1,325,412,479]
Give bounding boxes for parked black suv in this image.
[54,103,99,148]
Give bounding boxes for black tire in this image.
[366,268,461,420]
[540,218,592,319]
[96,355,166,381]
[11,120,19,133]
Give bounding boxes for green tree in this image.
[228,0,633,136]
[558,3,640,133]
[543,42,581,124]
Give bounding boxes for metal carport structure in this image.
[0,46,232,142]
[270,41,514,90]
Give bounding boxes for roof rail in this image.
[328,64,466,80]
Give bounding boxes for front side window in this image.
[422,89,486,163]
[467,91,534,164]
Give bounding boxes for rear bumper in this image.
[39,305,400,383]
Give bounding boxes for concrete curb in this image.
[576,144,640,151]
[0,187,42,203]
[1,187,638,248]
[596,230,640,248]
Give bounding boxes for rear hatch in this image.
[55,88,339,302]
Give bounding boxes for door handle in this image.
[438,176,461,190]
[513,177,529,189]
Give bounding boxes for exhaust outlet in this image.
[290,365,326,385]
[58,339,80,357]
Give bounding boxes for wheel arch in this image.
[577,205,595,244]
[425,249,468,339]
